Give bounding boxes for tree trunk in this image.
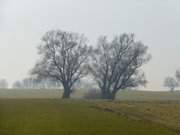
[101,90,116,100]
[170,88,174,92]
[110,92,116,100]
[102,92,109,99]
[62,83,71,99]
[62,90,71,98]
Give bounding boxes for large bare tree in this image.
[89,34,151,100]
[31,30,90,98]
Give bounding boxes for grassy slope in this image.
[0,99,179,135]
[96,101,180,133]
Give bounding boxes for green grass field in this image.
[0,99,180,135]
[1,90,180,135]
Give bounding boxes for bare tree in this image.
[89,34,151,100]
[164,77,179,92]
[12,81,22,89]
[31,30,90,98]
[0,79,8,89]
[176,69,180,82]
[22,77,38,89]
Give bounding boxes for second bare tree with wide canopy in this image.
[89,34,151,100]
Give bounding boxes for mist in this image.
[0,0,180,90]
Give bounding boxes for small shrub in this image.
[84,89,101,99]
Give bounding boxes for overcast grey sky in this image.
[0,0,180,90]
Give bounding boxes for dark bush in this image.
[84,89,101,99]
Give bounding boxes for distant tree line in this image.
[29,29,151,100]
[12,77,61,89]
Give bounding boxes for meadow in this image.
[1,89,180,135]
[1,89,180,100]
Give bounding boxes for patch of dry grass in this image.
[95,101,180,133]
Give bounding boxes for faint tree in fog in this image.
[176,69,180,82]
[22,77,38,89]
[0,79,8,89]
[31,30,91,98]
[89,34,151,100]
[12,81,22,89]
[164,77,179,92]
[37,79,61,89]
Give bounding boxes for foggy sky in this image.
[0,0,180,90]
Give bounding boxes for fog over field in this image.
[1,2,180,135]
[0,0,180,90]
